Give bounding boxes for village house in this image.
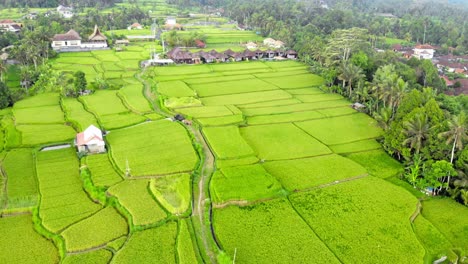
[0,20,22,33]
[166,16,177,25]
[413,44,435,60]
[51,25,108,52]
[75,125,106,154]
[195,39,206,48]
[51,29,82,50]
[127,22,143,30]
[57,5,73,18]
[165,47,298,65]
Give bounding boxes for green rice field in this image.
[1,24,466,264]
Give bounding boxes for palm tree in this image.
[403,114,432,154]
[0,60,6,82]
[439,113,468,164]
[338,63,364,96]
[439,113,468,188]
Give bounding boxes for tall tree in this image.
[439,112,468,164]
[403,113,432,154]
[338,62,364,96]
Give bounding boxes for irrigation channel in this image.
[137,72,219,263]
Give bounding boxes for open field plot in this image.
[330,139,382,154]
[203,126,254,159]
[13,93,60,109]
[99,112,147,130]
[62,249,112,264]
[36,148,101,233]
[2,149,38,210]
[86,154,122,187]
[260,74,324,89]
[164,97,202,108]
[157,81,196,97]
[197,114,244,126]
[118,84,153,113]
[241,100,350,116]
[113,223,177,263]
[412,215,457,262]
[108,180,167,226]
[209,61,270,72]
[240,123,331,160]
[62,98,98,130]
[246,110,324,125]
[191,78,278,97]
[13,105,64,124]
[286,87,324,95]
[294,93,345,103]
[149,173,191,215]
[184,74,255,85]
[264,60,306,68]
[238,98,302,108]
[80,90,128,116]
[344,149,403,178]
[217,156,260,169]
[421,198,468,255]
[213,199,339,263]
[177,219,199,264]
[295,113,383,145]
[62,207,128,252]
[201,90,292,106]
[152,64,212,76]
[290,177,425,263]
[177,105,235,118]
[106,120,198,176]
[210,164,284,203]
[154,72,223,82]
[253,69,310,79]
[0,215,59,264]
[17,124,76,146]
[263,154,367,191]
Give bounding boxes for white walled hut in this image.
[75,125,106,154]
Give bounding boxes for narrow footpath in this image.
[136,71,219,263]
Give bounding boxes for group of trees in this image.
[164,31,206,48]
[0,0,118,8]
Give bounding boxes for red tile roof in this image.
[52,29,81,41]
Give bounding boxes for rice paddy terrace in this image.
[0,50,467,263]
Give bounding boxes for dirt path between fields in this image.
[137,71,219,263]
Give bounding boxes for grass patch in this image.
[177,106,234,118]
[14,105,65,124]
[344,149,403,178]
[17,124,76,146]
[203,126,254,159]
[62,98,98,131]
[247,110,324,125]
[264,154,367,191]
[13,93,60,109]
[329,139,382,154]
[177,219,198,264]
[241,100,350,116]
[119,84,153,113]
[290,177,425,263]
[191,78,278,97]
[201,90,292,106]
[210,164,284,203]
[295,113,383,145]
[2,149,38,210]
[113,223,177,263]
[260,74,324,89]
[106,120,198,176]
[86,154,122,187]
[99,113,147,130]
[62,249,112,264]
[149,173,191,215]
[62,207,128,252]
[157,81,196,97]
[108,180,166,226]
[36,148,101,233]
[197,114,244,126]
[240,123,331,160]
[213,199,339,263]
[0,215,59,263]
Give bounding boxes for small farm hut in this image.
[75,125,106,154]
